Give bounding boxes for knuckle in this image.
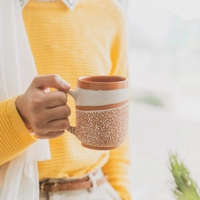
[57,91,67,105]
[51,74,61,83]
[32,76,41,84]
[57,130,65,137]
[65,106,71,116]
[31,99,41,108]
[61,92,67,103]
[31,94,43,108]
[60,119,69,129]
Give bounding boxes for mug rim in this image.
[77,75,128,90]
[78,75,127,83]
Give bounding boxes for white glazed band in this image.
[68,87,129,106]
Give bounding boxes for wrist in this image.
[15,95,34,133]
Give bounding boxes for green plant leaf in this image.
[169,152,200,200]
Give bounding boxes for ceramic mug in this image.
[67,75,129,150]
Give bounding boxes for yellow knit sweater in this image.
[0,0,130,199]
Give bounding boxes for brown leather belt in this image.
[39,175,107,192]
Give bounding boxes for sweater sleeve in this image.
[0,96,36,166]
[102,4,132,200]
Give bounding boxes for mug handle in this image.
[65,89,77,135]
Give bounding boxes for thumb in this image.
[32,74,71,91]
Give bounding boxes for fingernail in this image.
[63,81,71,88]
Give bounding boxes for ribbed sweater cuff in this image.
[0,96,36,165]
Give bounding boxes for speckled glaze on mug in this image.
[67,76,129,150]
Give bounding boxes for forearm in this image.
[0,96,36,165]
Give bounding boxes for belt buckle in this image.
[52,182,59,192]
[41,182,59,193]
[40,182,47,192]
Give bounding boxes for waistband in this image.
[39,169,107,193]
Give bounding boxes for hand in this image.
[16,74,71,139]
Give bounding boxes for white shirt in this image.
[20,0,78,10]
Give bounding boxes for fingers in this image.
[16,74,72,140]
[34,118,70,135]
[32,74,71,91]
[34,118,70,139]
[44,90,67,108]
[46,118,70,132]
[42,105,71,122]
[37,130,66,139]
[31,104,71,133]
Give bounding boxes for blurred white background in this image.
[125,0,200,199]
